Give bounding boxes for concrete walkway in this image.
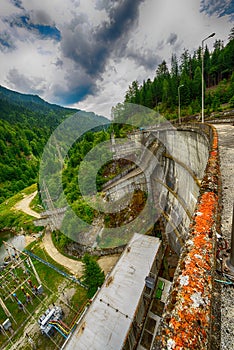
[215,124,234,349]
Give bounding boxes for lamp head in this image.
[209,32,215,38]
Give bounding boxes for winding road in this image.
[14,191,119,276]
[13,191,41,218]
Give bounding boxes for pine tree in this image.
[82,254,105,298]
[228,26,234,42]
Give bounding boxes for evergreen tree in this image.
[156,60,170,78]
[228,26,234,42]
[171,54,179,78]
[204,46,211,87]
[116,33,234,123]
[82,254,105,298]
[192,66,202,99]
[180,49,190,76]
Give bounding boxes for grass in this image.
[0,230,14,246]
[28,240,71,277]
[29,192,44,213]
[0,241,88,349]
[0,254,52,348]
[0,184,43,233]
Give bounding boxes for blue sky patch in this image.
[0,33,15,51]
[7,15,61,41]
[33,24,61,41]
[0,37,11,49]
[200,0,234,20]
[56,85,95,105]
[11,0,24,10]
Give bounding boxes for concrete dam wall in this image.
[104,123,221,349]
[59,123,221,350]
[105,125,210,254]
[157,124,221,349]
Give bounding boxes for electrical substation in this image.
[0,241,88,350]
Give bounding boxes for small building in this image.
[62,233,162,350]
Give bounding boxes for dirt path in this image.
[98,254,120,275]
[14,191,120,276]
[42,229,119,277]
[13,191,41,218]
[42,229,83,277]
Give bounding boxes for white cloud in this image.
[74,0,233,117]
[0,0,233,118]
[7,68,47,94]
[1,0,22,16]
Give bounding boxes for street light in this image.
[201,32,215,123]
[178,84,184,124]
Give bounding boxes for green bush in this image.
[82,254,105,298]
[229,95,234,108]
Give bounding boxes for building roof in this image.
[63,233,161,350]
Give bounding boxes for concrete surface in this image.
[215,124,234,350]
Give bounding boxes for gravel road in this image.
[13,191,41,218]
[14,192,120,276]
[42,230,119,277]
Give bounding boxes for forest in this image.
[1,28,234,207]
[113,27,234,120]
[0,86,107,203]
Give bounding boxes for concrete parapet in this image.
[155,124,222,349]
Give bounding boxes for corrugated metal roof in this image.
[63,233,161,350]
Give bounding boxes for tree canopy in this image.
[82,254,105,298]
[120,28,234,119]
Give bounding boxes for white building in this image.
[62,233,162,350]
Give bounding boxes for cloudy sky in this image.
[0,0,233,118]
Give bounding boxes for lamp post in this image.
[201,32,215,123]
[178,84,184,124]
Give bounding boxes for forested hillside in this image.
[1,28,234,205]
[113,28,234,119]
[0,86,108,203]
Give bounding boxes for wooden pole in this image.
[28,257,41,285]
[0,297,17,324]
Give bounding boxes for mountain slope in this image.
[0,86,109,203]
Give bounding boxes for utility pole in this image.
[178,85,184,124]
[0,297,17,324]
[201,32,215,123]
[41,180,59,230]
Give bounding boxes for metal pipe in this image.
[50,324,68,338]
